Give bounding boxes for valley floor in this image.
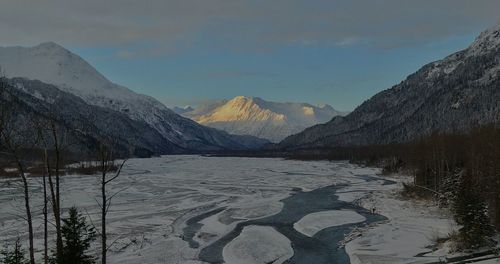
[0,156,482,264]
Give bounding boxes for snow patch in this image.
[344,177,458,264]
[222,225,293,264]
[293,210,366,237]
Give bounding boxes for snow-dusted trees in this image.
[466,126,500,228]
[316,125,500,249]
[400,128,500,248]
[50,207,96,264]
[453,179,495,249]
[1,238,29,264]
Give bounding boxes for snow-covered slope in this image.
[276,22,500,150]
[1,77,178,157]
[183,96,345,142]
[0,42,268,152]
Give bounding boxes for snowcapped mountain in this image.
[275,22,500,150]
[183,96,345,142]
[1,77,176,157]
[0,42,268,153]
[171,105,194,115]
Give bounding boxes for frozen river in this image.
[0,155,390,264]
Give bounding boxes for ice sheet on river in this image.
[222,225,293,264]
[294,210,366,237]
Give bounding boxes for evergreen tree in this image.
[438,168,462,208]
[453,181,495,249]
[51,207,96,264]
[1,238,29,264]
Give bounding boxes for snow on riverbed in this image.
[294,210,366,237]
[194,198,284,247]
[222,226,293,264]
[342,176,458,264]
[0,156,458,263]
[0,156,370,263]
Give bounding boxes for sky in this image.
[0,0,499,111]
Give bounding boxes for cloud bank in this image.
[1,0,499,53]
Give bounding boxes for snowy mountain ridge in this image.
[0,42,268,152]
[468,22,500,56]
[276,22,500,150]
[183,96,345,142]
[0,42,169,121]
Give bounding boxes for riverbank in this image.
[341,175,459,264]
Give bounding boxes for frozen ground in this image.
[0,156,458,263]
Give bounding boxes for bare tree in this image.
[36,119,65,263]
[48,121,63,261]
[0,76,37,264]
[32,118,49,264]
[97,143,126,264]
[0,75,71,264]
[42,149,49,264]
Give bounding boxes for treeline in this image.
[286,125,500,249]
[402,126,499,249]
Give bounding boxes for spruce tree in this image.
[438,168,462,208]
[51,207,96,264]
[453,181,495,249]
[1,238,29,264]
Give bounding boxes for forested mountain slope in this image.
[277,23,500,150]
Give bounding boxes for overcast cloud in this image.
[1,0,499,54]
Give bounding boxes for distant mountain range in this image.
[179,96,346,142]
[276,23,500,150]
[2,22,498,156]
[0,42,268,155]
[172,106,194,115]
